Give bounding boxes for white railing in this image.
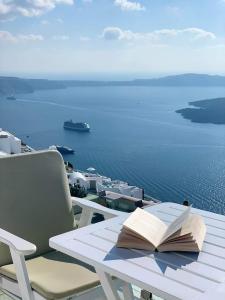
[72,196,127,227]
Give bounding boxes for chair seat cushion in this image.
[0,251,100,299]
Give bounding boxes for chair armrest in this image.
[0,228,36,256]
[71,197,127,227]
[71,196,127,218]
[0,228,36,300]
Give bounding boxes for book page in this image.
[157,214,206,252]
[157,241,200,252]
[117,230,155,251]
[160,206,191,244]
[123,208,167,248]
[189,214,206,251]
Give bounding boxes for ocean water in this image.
[1,86,225,214]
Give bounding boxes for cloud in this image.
[0,30,44,42]
[101,27,216,43]
[102,27,124,40]
[114,0,145,11]
[0,30,17,42]
[52,35,69,40]
[0,0,74,19]
[0,1,11,14]
[18,34,44,41]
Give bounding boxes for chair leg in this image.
[95,268,120,300]
[122,283,134,300]
[78,208,93,228]
[10,249,34,300]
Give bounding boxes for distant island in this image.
[176,97,225,124]
[1,73,225,96]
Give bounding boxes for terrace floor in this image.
[0,286,162,300]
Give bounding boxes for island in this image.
[1,73,225,96]
[176,97,225,124]
[0,76,65,96]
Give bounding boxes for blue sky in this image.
[0,0,225,79]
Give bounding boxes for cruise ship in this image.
[63,120,90,132]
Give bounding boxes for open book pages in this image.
[116,207,206,252]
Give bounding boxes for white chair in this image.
[0,150,125,300]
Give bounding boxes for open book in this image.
[116,207,206,252]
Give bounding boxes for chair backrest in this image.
[0,150,74,266]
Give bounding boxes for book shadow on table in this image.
[104,246,199,274]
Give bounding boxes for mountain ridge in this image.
[1,73,225,95]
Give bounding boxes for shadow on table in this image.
[104,246,199,274]
[153,251,199,273]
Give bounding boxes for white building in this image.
[67,171,89,191]
[96,178,144,199]
[65,167,144,199]
[68,170,144,199]
[0,129,21,155]
[82,173,107,190]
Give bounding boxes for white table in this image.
[50,202,225,300]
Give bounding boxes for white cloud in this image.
[52,35,69,40]
[0,30,44,42]
[0,0,74,19]
[0,1,11,14]
[18,34,44,41]
[185,28,216,40]
[102,27,216,43]
[0,30,17,42]
[102,27,124,40]
[114,0,145,11]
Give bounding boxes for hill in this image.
[176,97,225,124]
[1,73,225,95]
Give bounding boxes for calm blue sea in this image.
[1,86,225,214]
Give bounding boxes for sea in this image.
[1,86,225,214]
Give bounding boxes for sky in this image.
[0,0,225,79]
